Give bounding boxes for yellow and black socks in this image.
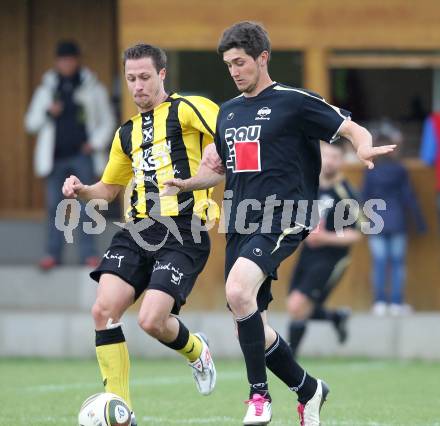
[265,332,317,404]
[160,319,202,362]
[95,326,132,410]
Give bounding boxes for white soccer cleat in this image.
[243,393,272,425]
[188,332,216,395]
[297,379,329,426]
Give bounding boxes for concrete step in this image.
[0,310,439,360]
[0,219,119,265]
[0,266,96,310]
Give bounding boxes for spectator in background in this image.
[25,40,115,270]
[420,112,440,228]
[363,132,426,316]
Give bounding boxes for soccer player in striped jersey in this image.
[287,142,362,358]
[163,22,395,425]
[62,43,218,424]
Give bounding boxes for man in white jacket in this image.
[25,41,115,269]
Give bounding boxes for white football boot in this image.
[297,379,329,426]
[130,412,137,426]
[243,393,272,425]
[188,332,216,395]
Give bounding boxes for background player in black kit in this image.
[287,142,362,358]
[163,22,395,425]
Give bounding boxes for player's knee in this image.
[226,282,254,314]
[287,294,309,320]
[138,314,166,339]
[91,300,112,328]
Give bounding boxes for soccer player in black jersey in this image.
[62,44,218,425]
[287,142,362,358]
[163,22,395,425]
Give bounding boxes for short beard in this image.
[238,68,260,94]
[240,81,258,94]
[134,86,162,111]
[135,100,153,111]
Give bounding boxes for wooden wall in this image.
[119,0,440,49]
[118,0,440,111]
[0,0,116,217]
[0,2,30,215]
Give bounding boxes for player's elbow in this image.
[102,183,122,203]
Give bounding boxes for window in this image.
[165,51,303,104]
[330,50,440,156]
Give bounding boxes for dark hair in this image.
[123,43,167,72]
[217,21,271,60]
[55,40,80,57]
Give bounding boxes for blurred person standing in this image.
[25,40,115,270]
[363,133,426,316]
[420,112,440,228]
[287,142,361,358]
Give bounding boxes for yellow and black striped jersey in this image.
[102,93,219,219]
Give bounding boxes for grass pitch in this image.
[1,357,439,425]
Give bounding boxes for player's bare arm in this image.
[338,120,396,169]
[306,228,361,248]
[62,175,123,202]
[161,144,225,195]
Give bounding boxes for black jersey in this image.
[300,178,360,263]
[215,83,351,234]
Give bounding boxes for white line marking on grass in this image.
[142,416,237,424]
[139,419,440,426]
[16,417,440,426]
[18,416,76,424]
[323,422,440,426]
[21,371,243,393]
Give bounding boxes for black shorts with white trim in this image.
[225,227,309,312]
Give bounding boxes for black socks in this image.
[236,311,269,399]
[266,332,317,404]
[289,320,307,357]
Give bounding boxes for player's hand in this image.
[305,231,326,248]
[357,144,396,169]
[62,175,84,198]
[202,144,225,175]
[81,142,94,155]
[305,221,328,248]
[161,178,187,196]
[48,101,63,118]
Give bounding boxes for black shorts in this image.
[225,228,308,312]
[90,216,210,315]
[288,254,350,304]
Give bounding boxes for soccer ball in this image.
[78,392,132,426]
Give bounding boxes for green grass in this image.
[1,357,439,425]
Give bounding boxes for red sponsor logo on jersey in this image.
[234,140,261,172]
[225,125,262,173]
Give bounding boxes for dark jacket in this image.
[362,159,426,234]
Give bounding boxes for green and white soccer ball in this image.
[78,393,132,426]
